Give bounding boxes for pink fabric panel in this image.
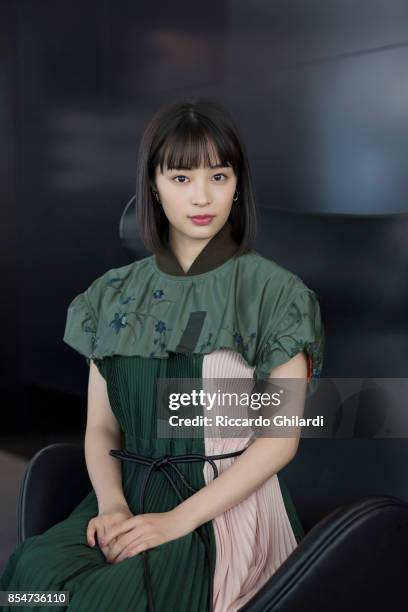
[202,348,298,612]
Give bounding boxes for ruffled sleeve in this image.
[253,288,325,393]
[63,287,108,380]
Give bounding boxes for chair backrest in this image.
[280,438,408,532]
[120,201,408,531]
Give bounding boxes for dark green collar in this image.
[154,220,241,276]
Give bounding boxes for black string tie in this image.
[109,446,247,612]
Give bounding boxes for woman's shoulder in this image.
[236,250,314,300]
[79,255,155,307]
[88,255,155,288]
[62,255,156,361]
[63,256,154,337]
[237,252,325,385]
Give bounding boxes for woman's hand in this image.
[100,510,192,564]
[86,502,134,562]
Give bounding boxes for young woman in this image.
[0,99,325,611]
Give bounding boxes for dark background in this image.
[1,0,408,452]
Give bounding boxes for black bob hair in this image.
[135,97,259,257]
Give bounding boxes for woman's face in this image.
[152,157,237,242]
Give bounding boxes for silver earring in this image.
[153,190,160,203]
[233,190,238,202]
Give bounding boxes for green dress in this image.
[0,221,325,611]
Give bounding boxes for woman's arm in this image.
[170,351,308,532]
[85,361,129,514]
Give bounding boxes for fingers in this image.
[110,536,149,564]
[97,523,106,549]
[106,531,138,563]
[86,512,135,554]
[86,519,96,547]
[101,517,135,547]
[87,519,106,548]
[106,528,147,564]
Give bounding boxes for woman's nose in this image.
[191,182,211,205]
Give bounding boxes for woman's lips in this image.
[189,215,214,225]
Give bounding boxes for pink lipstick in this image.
[189,215,215,226]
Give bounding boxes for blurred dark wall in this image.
[1,1,19,413]
[1,1,407,413]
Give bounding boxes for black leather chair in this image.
[17,439,408,610]
[17,202,408,610]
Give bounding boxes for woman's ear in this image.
[150,181,160,203]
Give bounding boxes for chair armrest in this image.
[17,442,92,544]
[239,495,408,611]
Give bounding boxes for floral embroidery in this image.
[257,335,323,383]
[82,313,97,336]
[150,288,176,309]
[106,277,123,286]
[67,260,326,381]
[151,319,170,354]
[106,277,138,305]
[82,276,261,361]
[196,328,257,356]
[81,312,100,356]
[285,340,323,379]
[197,332,214,352]
[287,339,307,359]
[97,279,177,356]
[78,276,324,373]
[110,312,128,334]
[221,327,257,360]
[108,308,173,355]
[305,340,323,378]
[155,320,166,333]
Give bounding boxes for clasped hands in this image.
[87,503,194,564]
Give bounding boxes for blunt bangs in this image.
[154,119,242,177]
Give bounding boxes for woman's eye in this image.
[172,173,227,183]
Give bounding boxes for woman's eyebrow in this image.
[165,166,191,171]
[166,164,229,172]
